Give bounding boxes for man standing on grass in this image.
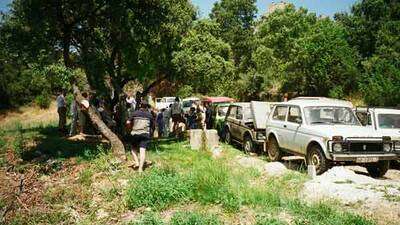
[171,97,183,135]
[56,90,67,135]
[125,101,153,172]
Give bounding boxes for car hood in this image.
[305,125,382,139]
[377,129,400,141]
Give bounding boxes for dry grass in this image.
[0,101,58,130]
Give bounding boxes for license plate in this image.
[356,157,379,163]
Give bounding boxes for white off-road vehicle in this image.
[265,97,399,177]
[356,107,400,150]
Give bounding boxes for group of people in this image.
[56,91,215,172]
[155,97,214,137]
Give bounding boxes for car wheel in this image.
[243,136,254,154]
[306,145,329,175]
[366,161,390,178]
[268,136,282,161]
[224,128,231,144]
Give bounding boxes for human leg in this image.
[138,147,146,173]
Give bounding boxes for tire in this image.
[306,144,330,175]
[267,136,282,161]
[366,161,390,178]
[243,135,254,154]
[224,127,231,144]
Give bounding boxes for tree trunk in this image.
[55,0,126,161]
[73,85,126,161]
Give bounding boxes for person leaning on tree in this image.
[125,101,154,173]
[56,90,67,135]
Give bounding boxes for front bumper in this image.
[327,137,400,162]
[330,153,399,162]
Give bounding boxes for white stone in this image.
[264,162,288,176]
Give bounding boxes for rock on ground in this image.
[236,156,288,176]
[302,166,400,225]
[264,162,288,176]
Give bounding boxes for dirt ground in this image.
[302,166,400,225]
[237,155,400,225]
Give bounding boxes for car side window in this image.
[272,106,288,121]
[228,106,237,119]
[237,107,243,119]
[288,106,302,123]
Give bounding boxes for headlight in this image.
[333,143,342,152]
[383,143,391,152]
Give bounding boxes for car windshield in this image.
[304,106,360,125]
[378,114,400,129]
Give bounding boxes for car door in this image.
[232,106,243,140]
[270,105,290,149]
[226,106,238,139]
[286,106,303,152]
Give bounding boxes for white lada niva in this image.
[266,97,399,177]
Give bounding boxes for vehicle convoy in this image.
[223,101,275,153]
[265,97,399,177]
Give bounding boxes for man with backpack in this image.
[125,101,154,172]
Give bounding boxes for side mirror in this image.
[236,114,243,120]
[295,117,302,124]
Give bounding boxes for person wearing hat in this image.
[79,92,90,134]
[125,100,154,172]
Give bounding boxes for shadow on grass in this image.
[21,125,183,163]
[21,124,102,162]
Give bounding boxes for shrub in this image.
[170,211,221,225]
[125,168,192,209]
[35,93,51,109]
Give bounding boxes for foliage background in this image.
[0,0,399,108]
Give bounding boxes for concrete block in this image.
[189,129,219,150]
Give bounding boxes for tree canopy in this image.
[1,0,399,108]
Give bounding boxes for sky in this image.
[193,0,357,18]
[0,0,357,17]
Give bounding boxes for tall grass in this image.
[125,168,192,209]
[125,142,376,225]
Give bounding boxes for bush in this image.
[125,168,192,209]
[170,212,221,225]
[35,93,51,109]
